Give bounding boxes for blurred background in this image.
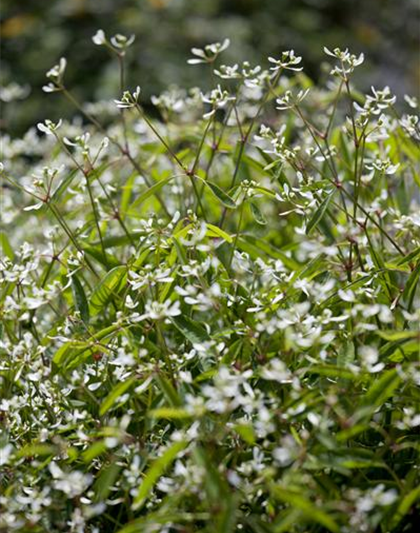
[1,0,419,137]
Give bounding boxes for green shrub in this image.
[1,33,419,533]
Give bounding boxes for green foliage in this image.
[0,35,419,533]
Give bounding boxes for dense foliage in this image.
[1,33,420,532]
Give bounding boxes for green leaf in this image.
[234,424,256,445]
[376,330,419,342]
[390,486,420,529]
[270,486,339,533]
[402,261,420,309]
[396,246,420,266]
[51,168,78,201]
[120,171,137,214]
[205,181,236,208]
[133,440,187,509]
[94,462,122,502]
[71,274,90,323]
[93,234,136,249]
[154,373,182,407]
[193,446,229,503]
[52,341,92,368]
[0,231,14,260]
[90,266,127,313]
[82,244,120,269]
[149,407,191,419]
[305,192,334,235]
[16,443,57,458]
[354,368,401,422]
[82,441,107,463]
[237,235,299,270]
[206,223,233,243]
[364,368,401,407]
[250,202,267,225]
[170,314,210,345]
[304,365,355,380]
[128,175,174,212]
[52,324,121,371]
[99,377,136,416]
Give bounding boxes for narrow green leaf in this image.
[133,440,187,509]
[376,330,419,342]
[205,181,236,208]
[363,368,401,409]
[71,274,90,323]
[52,341,91,368]
[0,231,14,260]
[234,424,256,445]
[305,192,334,235]
[90,266,127,313]
[206,223,233,243]
[94,463,122,502]
[396,246,420,266]
[250,202,267,225]
[82,244,120,268]
[390,486,420,529]
[128,175,174,212]
[16,443,57,458]
[155,373,182,407]
[149,407,191,419]
[99,377,136,416]
[270,486,339,533]
[171,314,210,345]
[82,441,107,463]
[402,261,420,309]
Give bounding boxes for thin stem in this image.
[228,199,246,269]
[53,134,108,267]
[220,69,283,227]
[60,86,171,218]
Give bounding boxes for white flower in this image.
[268,50,303,72]
[49,462,92,498]
[130,299,181,322]
[404,94,418,109]
[0,82,30,102]
[43,57,67,92]
[37,119,62,135]
[276,88,309,110]
[261,358,293,383]
[0,443,14,466]
[114,86,141,108]
[324,47,364,79]
[110,33,135,50]
[188,39,230,65]
[92,29,106,45]
[201,85,235,118]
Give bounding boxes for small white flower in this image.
[92,29,106,45]
[114,86,141,108]
[110,33,135,50]
[188,39,230,65]
[37,119,62,135]
[268,50,303,72]
[43,57,67,92]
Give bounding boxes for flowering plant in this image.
[1,35,419,533]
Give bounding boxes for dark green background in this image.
[1,0,419,136]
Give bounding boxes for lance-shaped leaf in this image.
[204,181,236,208]
[306,191,334,235]
[71,274,90,323]
[99,377,136,416]
[90,266,127,313]
[133,440,188,509]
